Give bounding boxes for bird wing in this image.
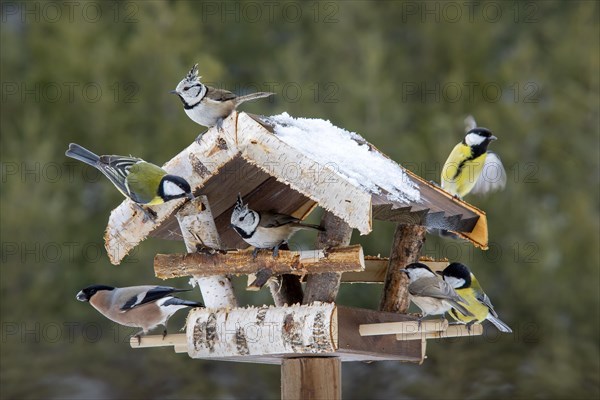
[205,86,238,102]
[95,155,142,200]
[408,276,459,300]
[258,211,301,228]
[410,277,474,317]
[470,151,506,195]
[120,286,189,311]
[126,161,168,204]
[470,276,499,317]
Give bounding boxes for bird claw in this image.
[195,129,208,144]
[138,205,157,223]
[252,248,259,259]
[162,329,167,340]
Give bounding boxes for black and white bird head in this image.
[399,263,437,283]
[76,285,115,302]
[437,262,473,290]
[158,175,193,202]
[230,194,259,236]
[463,127,497,149]
[171,64,207,108]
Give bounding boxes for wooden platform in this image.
[131,304,483,364]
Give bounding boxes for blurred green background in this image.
[1,1,598,399]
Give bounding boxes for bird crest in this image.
[185,63,200,83]
[234,193,248,214]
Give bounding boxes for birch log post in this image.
[379,224,427,313]
[303,211,353,304]
[176,196,237,308]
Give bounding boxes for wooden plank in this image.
[154,245,365,279]
[177,196,237,308]
[359,320,448,337]
[303,212,354,304]
[397,323,483,341]
[237,112,374,235]
[336,306,423,363]
[379,225,427,313]
[282,358,341,400]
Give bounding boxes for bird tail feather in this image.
[162,297,204,308]
[487,315,512,333]
[65,143,100,167]
[235,92,274,105]
[299,223,326,232]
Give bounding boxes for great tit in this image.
[66,143,193,216]
[76,284,204,341]
[438,262,512,333]
[441,126,506,198]
[399,263,473,319]
[171,64,274,132]
[230,194,324,257]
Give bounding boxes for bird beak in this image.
[186,193,194,200]
[76,291,87,302]
[490,135,498,141]
[169,90,178,95]
[435,271,443,276]
[398,269,408,273]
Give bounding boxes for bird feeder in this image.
[104,111,487,399]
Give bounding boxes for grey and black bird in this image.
[171,64,274,133]
[76,285,203,341]
[400,263,473,319]
[230,194,324,257]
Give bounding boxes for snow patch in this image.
[266,113,420,203]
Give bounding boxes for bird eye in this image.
[239,217,243,221]
[183,87,189,92]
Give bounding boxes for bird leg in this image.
[272,241,286,259]
[162,328,168,340]
[466,320,476,333]
[136,204,157,223]
[132,330,145,345]
[252,247,260,259]
[216,118,225,132]
[195,128,209,144]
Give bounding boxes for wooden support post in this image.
[303,211,353,304]
[282,358,341,400]
[379,224,427,313]
[269,275,304,306]
[176,196,237,308]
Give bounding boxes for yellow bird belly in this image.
[441,144,487,198]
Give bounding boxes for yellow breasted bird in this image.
[438,262,512,333]
[66,144,193,218]
[441,126,506,199]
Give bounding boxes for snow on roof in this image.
[267,113,421,204]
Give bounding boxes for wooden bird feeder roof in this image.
[104,111,487,265]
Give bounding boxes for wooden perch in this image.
[397,323,483,341]
[154,245,365,279]
[359,320,448,337]
[177,197,237,308]
[282,358,341,400]
[130,333,186,348]
[379,224,427,313]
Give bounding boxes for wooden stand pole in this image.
[282,358,341,400]
[379,224,427,313]
[176,196,237,308]
[303,211,353,304]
